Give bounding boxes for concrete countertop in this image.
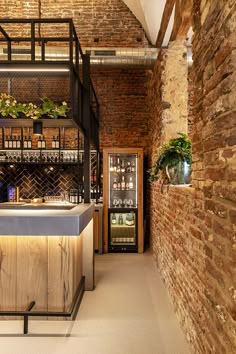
[0,203,95,236]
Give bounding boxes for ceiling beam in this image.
[170,0,193,41]
[156,0,176,48]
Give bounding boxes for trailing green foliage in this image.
[148,133,192,184]
[0,93,69,119]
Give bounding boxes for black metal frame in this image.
[0,18,100,203]
[0,276,85,335]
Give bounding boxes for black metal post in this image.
[31,21,35,61]
[23,301,35,334]
[83,54,91,203]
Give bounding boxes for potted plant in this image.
[0,93,69,119]
[148,132,192,189]
[38,96,69,119]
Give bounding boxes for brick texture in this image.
[148,1,236,353]
[91,68,150,151]
[0,0,151,48]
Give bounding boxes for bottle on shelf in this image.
[121,175,126,190]
[12,136,17,149]
[117,181,121,190]
[41,135,46,149]
[52,136,56,149]
[110,157,114,172]
[126,161,131,173]
[116,158,121,173]
[4,135,9,149]
[112,178,118,190]
[37,136,42,149]
[17,136,21,149]
[55,136,60,149]
[128,177,134,189]
[23,136,28,149]
[118,214,123,225]
[111,213,117,224]
[131,161,135,172]
[8,136,13,149]
[28,136,32,149]
[121,160,125,173]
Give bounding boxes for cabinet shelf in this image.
[0,161,78,165]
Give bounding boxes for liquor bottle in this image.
[131,161,135,172]
[112,178,118,190]
[111,213,117,224]
[17,136,21,149]
[38,136,42,149]
[118,214,123,225]
[121,160,125,173]
[28,136,32,149]
[41,135,46,149]
[116,158,121,173]
[4,135,9,149]
[117,181,121,190]
[12,136,17,148]
[129,177,133,189]
[8,136,13,149]
[52,136,56,149]
[110,157,114,172]
[23,136,28,149]
[126,213,132,226]
[126,161,131,173]
[55,136,60,149]
[121,175,126,190]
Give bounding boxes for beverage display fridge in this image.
[103,148,143,253]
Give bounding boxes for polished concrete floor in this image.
[0,252,190,354]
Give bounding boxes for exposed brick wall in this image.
[1,0,150,48]
[91,68,150,152]
[148,1,236,353]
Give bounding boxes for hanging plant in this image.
[148,133,192,189]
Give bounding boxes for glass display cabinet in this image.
[103,148,143,253]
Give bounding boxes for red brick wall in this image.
[148,0,236,353]
[1,0,150,48]
[91,68,150,151]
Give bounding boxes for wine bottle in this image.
[129,177,133,189]
[12,136,17,148]
[112,178,118,190]
[116,158,121,173]
[23,136,28,149]
[17,136,21,149]
[52,136,56,149]
[121,175,126,190]
[131,161,135,172]
[41,135,46,149]
[111,213,117,224]
[38,136,42,149]
[55,136,60,149]
[121,160,125,173]
[28,136,32,149]
[126,161,131,173]
[8,136,13,149]
[118,214,123,225]
[110,157,114,172]
[4,135,9,149]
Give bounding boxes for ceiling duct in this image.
[0,46,158,69]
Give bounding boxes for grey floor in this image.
[0,252,190,354]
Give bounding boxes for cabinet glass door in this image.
[108,209,137,252]
[108,153,137,208]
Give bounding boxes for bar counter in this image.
[0,203,94,319]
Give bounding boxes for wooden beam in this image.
[170,0,193,41]
[156,0,176,48]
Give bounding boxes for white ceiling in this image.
[122,0,175,46]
